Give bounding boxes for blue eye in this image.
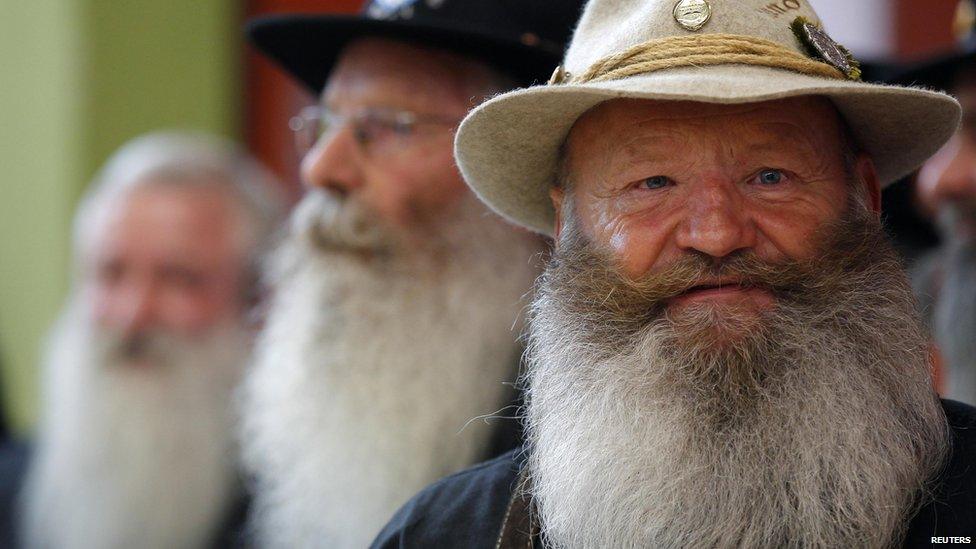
[757,169,784,185]
[640,176,671,190]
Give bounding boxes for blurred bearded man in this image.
[20,133,285,549]
[902,4,976,406]
[373,0,976,547]
[239,2,584,547]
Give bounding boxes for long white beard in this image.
[933,207,976,405]
[525,212,948,549]
[240,194,541,549]
[22,300,249,549]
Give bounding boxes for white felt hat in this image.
[454,0,962,236]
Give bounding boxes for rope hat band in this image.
[550,33,854,86]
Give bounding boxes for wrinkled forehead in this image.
[566,96,846,149]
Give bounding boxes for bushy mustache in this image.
[290,190,395,255]
[544,204,887,343]
[95,328,187,369]
[551,235,809,305]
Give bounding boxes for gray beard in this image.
[240,193,541,549]
[22,299,248,549]
[524,207,949,549]
[933,208,976,405]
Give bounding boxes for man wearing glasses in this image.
[238,1,583,547]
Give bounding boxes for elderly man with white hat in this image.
[371,0,976,547]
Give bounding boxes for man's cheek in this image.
[591,215,671,279]
[754,217,825,261]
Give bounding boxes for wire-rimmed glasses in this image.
[289,105,461,159]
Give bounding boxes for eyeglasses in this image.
[289,105,461,159]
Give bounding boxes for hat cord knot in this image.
[566,33,854,85]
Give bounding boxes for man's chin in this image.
[665,301,772,349]
[304,231,394,263]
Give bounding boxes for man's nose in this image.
[675,182,756,259]
[299,127,365,197]
[919,136,976,210]
[101,283,159,338]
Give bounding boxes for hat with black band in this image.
[247,0,586,93]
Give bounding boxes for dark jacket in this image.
[372,400,976,548]
[0,440,29,548]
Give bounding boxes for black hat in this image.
[246,0,585,94]
[892,0,976,90]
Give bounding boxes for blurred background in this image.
[0,0,965,434]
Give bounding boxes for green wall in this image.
[0,0,239,433]
[0,1,83,434]
[84,0,240,177]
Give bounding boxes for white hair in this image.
[525,208,948,548]
[241,193,542,548]
[931,208,976,404]
[22,300,252,549]
[72,131,287,276]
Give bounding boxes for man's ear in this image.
[549,186,565,241]
[856,153,882,215]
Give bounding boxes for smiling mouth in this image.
[682,281,746,294]
[669,281,775,307]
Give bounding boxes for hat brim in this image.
[247,15,564,93]
[455,65,961,236]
